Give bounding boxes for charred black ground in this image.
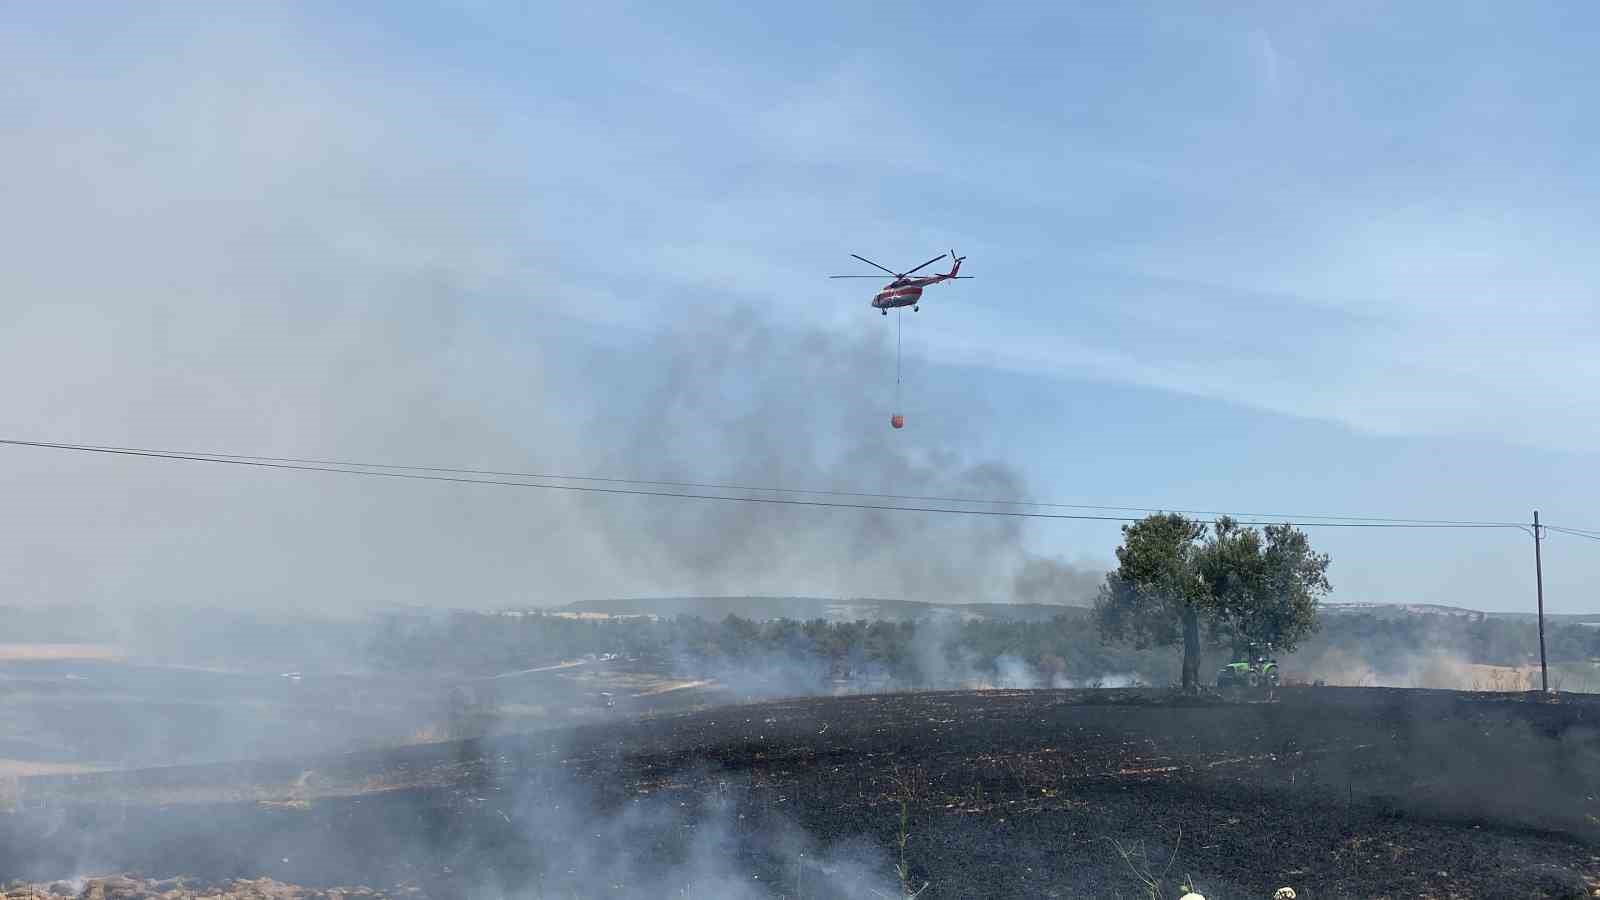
[6,687,1600,899]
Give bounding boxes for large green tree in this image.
[1094,514,1330,691]
[1208,520,1329,656]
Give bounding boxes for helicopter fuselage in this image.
[872,280,926,310]
[871,272,956,311]
[830,250,966,314]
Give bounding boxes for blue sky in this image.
[3,3,1597,613]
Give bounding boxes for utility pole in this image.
[1535,509,1548,693]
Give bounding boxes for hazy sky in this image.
[3,3,1597,614]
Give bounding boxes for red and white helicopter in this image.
[829,250,971,314]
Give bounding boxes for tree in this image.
[1094,514,1214,690]
[1210,521,1328,655]
[1094,514,1330,691]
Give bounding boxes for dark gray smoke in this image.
[1012,555,1103,606]
[0,7,1108,619]
[567,306,1099,604]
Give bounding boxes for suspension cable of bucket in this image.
[827,249,970,431]
[891,310,904,429]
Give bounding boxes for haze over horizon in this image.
[3,3,1598,616]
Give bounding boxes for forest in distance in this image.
[6,600,1598,692]
[366,605,1600,692]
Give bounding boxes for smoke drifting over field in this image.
[6,724,904,898]
[0,11,1103,618]
[10,10,1600,900]
[493,761,901,899]
[573,312,1106,603]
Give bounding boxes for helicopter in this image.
[829,250,971,314]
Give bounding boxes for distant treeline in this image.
[1290,611,1600,672]
[4,603,1594,686]
[367,609,1179,688]
[367,607,1600,689]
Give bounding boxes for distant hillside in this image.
[562,597,1600,626]
[562,596,1077,624]
[1321,602,1600,626]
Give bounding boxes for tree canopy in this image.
[1094,514,1330,690]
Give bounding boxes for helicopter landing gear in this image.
[881,309,887,316]
[913,306,919,312]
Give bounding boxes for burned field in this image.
[6,687,1600,899]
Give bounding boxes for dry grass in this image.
[1106,827,1191,900]
[0,643,124,661]
[632,678,715,697]
[881,766,930,899]
[1,875,403,899]
[1304,656,1574,692]
[1464,665,1541,692]
[0,759,107,778]
[402,724,452,746]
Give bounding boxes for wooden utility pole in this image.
[1535,510,1548,693]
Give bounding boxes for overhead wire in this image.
[0,438,1542,529]
[0,437,1572,533]
[1544,525,1600,543]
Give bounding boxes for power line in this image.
[0,439,1202,522]
[0,438,1542,530]
[1545,525,1600,543]
[0,437,1557,531]
[0,438,1554,533]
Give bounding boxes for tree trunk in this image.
[1181,605,1201,692]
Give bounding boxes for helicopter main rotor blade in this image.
[850,254,899,276]
[828,275,890,278]
[901,253,947,276]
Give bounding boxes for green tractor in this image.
[1216,644,1280,692]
